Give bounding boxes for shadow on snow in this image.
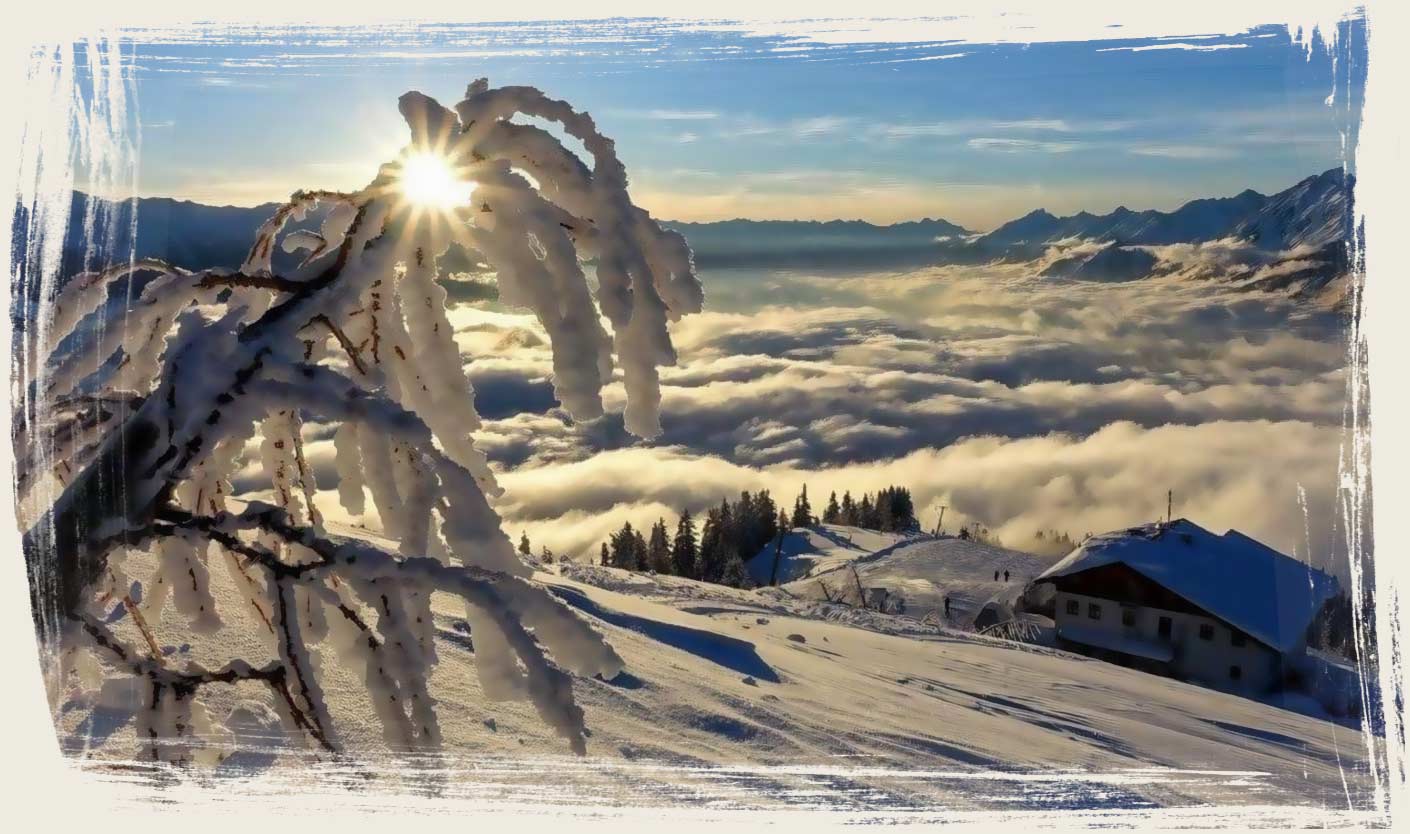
[548,586,781,683]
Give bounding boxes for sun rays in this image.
[387,100,480,242]
[400,151,476,210]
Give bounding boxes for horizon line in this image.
[70,164,1345,234]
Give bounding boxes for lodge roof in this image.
[1036,519,1339,654]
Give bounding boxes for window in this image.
[1199,623,1214,641]
[1087,603,1102,621]
[1230,632,1246,648]
[1229,665,1242,681]
[1121,608,1136,627]
[1157,617,1172,640]
[1066,599,1079,616]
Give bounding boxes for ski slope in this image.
[745,524,911,586]
[56,532,1376,816]
[749,525,1059,627]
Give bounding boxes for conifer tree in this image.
[609,521,640,569]
[647,518,672,574]
[672,509,699,579]
[698,503,732,583]
[823,491,841,524]
[756,490,779,547]
[518,532,532,556]
[718,498,737,574]
[792,484,812,528]
[859,494,876,529]
[878,489,896,532]
[735,491,759,562]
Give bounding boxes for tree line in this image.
[593,489,790,587]
[523,484,922,590]
[819,486,917,533]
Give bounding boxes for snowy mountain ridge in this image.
[17,169,1349,281]
[971,167,1351,255]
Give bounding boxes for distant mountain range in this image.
[958,167,1352,262]
[12,168,1352,283]
[11,193,288,289]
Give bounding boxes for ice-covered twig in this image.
[26,78,687,760]
[75,613,335,755]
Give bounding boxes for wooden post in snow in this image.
[851,564,868,610]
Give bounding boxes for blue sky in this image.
[105,16,1363,229]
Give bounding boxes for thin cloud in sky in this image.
[874,117,1135,140]
[623,109,720,120]
[1129,144,1238,160]
[968,137,1082,153]
[726,115,852,139]
[795,116,849,138]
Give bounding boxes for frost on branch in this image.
[18,78,690,761]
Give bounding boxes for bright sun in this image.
[399,152,475,209]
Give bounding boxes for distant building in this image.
[1032,519,1339,695]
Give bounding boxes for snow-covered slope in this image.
[745,524,911,586]
[55,536,1374,813]
[754,527,1060,627]
[907,168,1357,305]
[1229,168,1352,251]
[973,168,1349,255]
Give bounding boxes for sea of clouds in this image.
[237,259,1353,576]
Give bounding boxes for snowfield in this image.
[748,524,1057,626]
[56,524,1375,816]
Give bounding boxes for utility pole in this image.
[934,505,947,536]
[1167,489,1173,524]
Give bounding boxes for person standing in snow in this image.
[994,570,999,582]
[1004,570,1010,582]
[944,596,952,618]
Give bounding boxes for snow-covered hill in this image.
[56,526,1373,814]
[748,525,1059,628]
[744,524,912,586]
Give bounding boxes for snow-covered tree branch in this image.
[17,78,700,761]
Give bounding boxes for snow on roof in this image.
[1036,519,1339,654]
